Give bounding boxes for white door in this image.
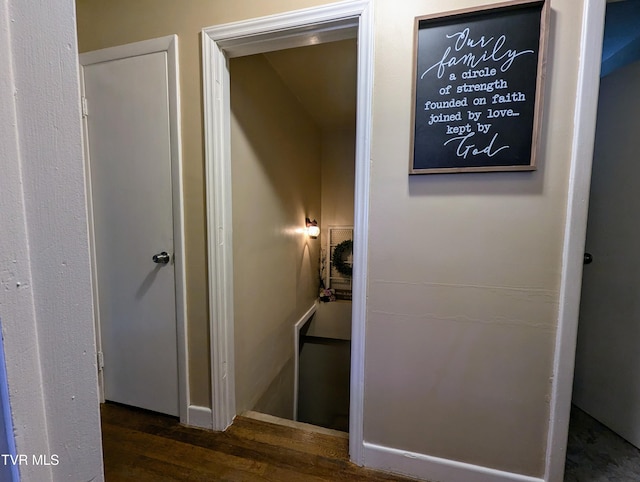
[83,49,179,416]
[573,60,640,447]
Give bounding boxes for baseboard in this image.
[362,442,544,482]
[187,405,213,429]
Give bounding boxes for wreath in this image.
[332,239,353,278]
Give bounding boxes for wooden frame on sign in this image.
[409,0,549,174]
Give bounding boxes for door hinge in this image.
[81,96,89,118]
[97,351,104,371]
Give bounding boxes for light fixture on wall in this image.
[305,218,320,239]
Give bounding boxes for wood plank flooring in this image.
[101,403,419,481]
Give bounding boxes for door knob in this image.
[584,253,593,265]
[152,251,171,264]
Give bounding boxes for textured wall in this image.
[1,0,104,479]
[0,4,52,479]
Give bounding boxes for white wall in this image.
[363,0,584,478]
[0,0,104,480]
[321,127,356,288]
[231,54,321,418]
[306,301,352,340]
[321,128,356,231]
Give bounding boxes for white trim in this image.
[202,1,373,461]
[293,302,318,421]
[545,2,606,481]
[363,443,544,482]
[201,27,237,432]
[349,0,373,464]
[78,73,105,405]
[166,36,190,426]
[205,3,360,59]
[187,405,213,430]
[79,36,174,65]
[79,35,190,424]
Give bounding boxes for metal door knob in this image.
[584,253,593,265]
[152,251,171,264]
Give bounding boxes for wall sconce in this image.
[305,218,320,239]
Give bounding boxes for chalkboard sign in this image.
[410,0,549,174]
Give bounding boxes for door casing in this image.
[80,35,189,424]
[202,0,373,464]
[546,2,606,481]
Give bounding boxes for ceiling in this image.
[262,38,357,131]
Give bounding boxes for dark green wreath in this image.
[332,239,353,278]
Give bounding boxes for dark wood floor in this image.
[101,403,418,481]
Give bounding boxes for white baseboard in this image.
[363,442,544,482]
[187,405,213,429]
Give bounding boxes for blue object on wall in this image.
[0,319,19,481]
[602,0,640,77]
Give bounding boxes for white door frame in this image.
[545,1,606,481]
[80,35,190,424]
[202,0,373,463]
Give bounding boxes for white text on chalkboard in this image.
[421,28,535,80]
[411,0,548,173]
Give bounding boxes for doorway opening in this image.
[229,39,356,433]
[566,1,640,479]
[202,0,373,462]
